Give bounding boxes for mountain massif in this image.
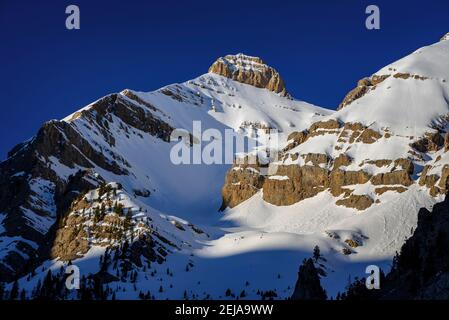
[1,34,449,299]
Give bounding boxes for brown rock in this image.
[394,158,414,174]
[262,176,301,206]
[445,133,449,152]
[336,194,374,210]
[344,239,361,248]
[375,186,408,195]
[51,214,90,261]
[419,165,431,186]
[356,128,382,144]
[303,153,329,166]
[337,75,390,110]
[411,132,444,152]
[333,154,352,169]
[438,165,449,190]
[343,122,366,132]
[371,170,413,186]
[363,159,393,168]
[284,131,308,152]
[421,174,440,188]
[309,119,341,132]
[220,166,265,209]
[262,165,328,206]
[393,73,411,79]
[429,186,442,197]
[329,169,371,196]
[208,54,288,96]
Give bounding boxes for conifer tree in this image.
[9,280,19,300]
[0,282,4,300]
[313,245,321,262]
[20,289,26,300]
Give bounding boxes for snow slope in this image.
[337,37,449,136]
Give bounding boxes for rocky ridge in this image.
[209,53,289,97]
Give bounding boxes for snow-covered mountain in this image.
[1,34,449,299]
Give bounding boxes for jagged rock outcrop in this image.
[0,92,177,282]
[283,131,308,152]
[52,183,176,265]
[220,164,265,210]
[337,75,390,110]
[411,132,444,153]
[444,133,449,151]
[209,54,288,97]
[417,164,449,196]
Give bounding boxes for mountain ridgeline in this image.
[1,34,449,299]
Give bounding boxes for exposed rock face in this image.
[371,170,413,186]
[411,132,444,153]
[333,154,352,169]
[51,184,175,266]
[329,169,371,196]
[440,32,449,42]
[309,119,341,132]
[219,106,436,213]
[262,165,328,206]
[0,92,177,282]
[438,165,449,190]
[0,120,107,281]
[418,164,449,196]
[375,186,407,195]
[303,153,329,166]
[208,54,288,97]
[291,258,327,300]
[220,164,265,209]
[336,194,374,210]
[259,162,376,209]
[336,122,385,145]
[51,213,90,261]
[284,131,308,152]
[444,133,449,151]
[357,128,382,144]
[337,75,390,110]
[394,158,414,174]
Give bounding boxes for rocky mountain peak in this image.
[441,32,449,42]
[208,53,289,97]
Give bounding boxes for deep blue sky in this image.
[1,0,448,159]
